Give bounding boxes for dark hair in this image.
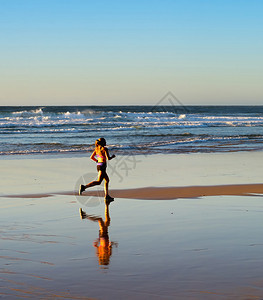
[96,138,106,147]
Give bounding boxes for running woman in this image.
[79,138,115,202]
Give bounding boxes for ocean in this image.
[1,105,263,156]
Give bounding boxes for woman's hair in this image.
[95,138,106,152]
[96,138,106,147]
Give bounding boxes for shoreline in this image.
[3,183,263,200]
[0,148,263,161]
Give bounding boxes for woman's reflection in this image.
[79,199,118,267]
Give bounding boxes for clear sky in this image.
[0,0,262,105]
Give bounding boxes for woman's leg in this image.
[103,172,109,197]
[103,172,114,201]
[85,171,103,188]
[79,170,106,195]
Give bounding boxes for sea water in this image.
[0,105,263,156]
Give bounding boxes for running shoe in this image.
[105,195,114,204]
[79,184,86,195]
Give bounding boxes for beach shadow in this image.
[79,199,118,268]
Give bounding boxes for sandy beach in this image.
[1,151,263,299]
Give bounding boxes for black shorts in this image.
[97,163,106,173]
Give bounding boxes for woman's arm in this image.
[105,148,116,160]
[90,150,98,162]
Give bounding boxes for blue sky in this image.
[0,0,262,105]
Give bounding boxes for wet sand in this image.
[1,194,263,299]
[1,152,263,299]
[3,183,263,200]
[81,183,263,200]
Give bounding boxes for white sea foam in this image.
[178,114,186,119]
